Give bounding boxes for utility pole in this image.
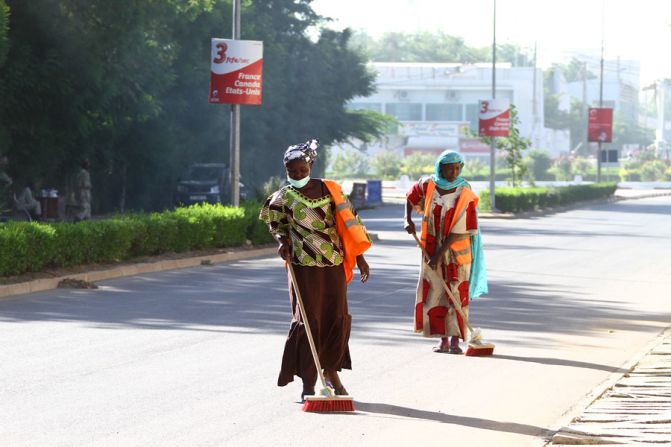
[489,0,497,211]
[229,0,241,206]
[531,41,538,148]
[582,62,588,157]
[597,0,605,183]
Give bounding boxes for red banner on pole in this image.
[209,39,263,105]
[587,107,613,143]
[478,99,510,137]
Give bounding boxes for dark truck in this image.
[174,163,247,206]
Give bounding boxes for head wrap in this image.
[283,138,319,165]
[431,150,468,190]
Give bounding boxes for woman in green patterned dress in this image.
[260,139,371,401]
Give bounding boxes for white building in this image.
[566,58,640,124]
[338,62,569,164]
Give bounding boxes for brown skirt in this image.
[277,263,352,388]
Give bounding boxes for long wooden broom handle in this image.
[287,261,329,391]
[411,231,474,333]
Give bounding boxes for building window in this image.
[347,103,382,113]
[386,103,422,121]
[465,104,480,130]
[426,104,463,121]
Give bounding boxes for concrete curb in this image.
[542,326,671,446]
[0,231,381,301]
[0,247,277,300]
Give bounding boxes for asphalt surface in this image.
[1,196,670,446]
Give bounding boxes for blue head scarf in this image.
[431,151,468,190]
[429,151,488,298]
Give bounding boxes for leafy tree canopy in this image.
[351,31,533,66]
[0,0,388,212]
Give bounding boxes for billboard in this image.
[209,39,263,105]
[478,99,510,137]
[588,108,613,143]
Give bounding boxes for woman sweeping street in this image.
[259,138,371,401]
[404,151,487,354]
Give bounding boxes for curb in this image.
[0,231,381,301]
[0,246,277,300]
[542,326,671,446]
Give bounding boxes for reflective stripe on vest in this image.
[323,179,372,283]
[420,179,477,257]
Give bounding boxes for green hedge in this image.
[0,202,274,277]
[479,183,617,213]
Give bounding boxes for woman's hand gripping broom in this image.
[411,232,494,356]
[286,261,355,412]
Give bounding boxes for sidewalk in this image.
[549,330,671,445]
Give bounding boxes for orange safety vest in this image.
[420,179,478,265]
[323,179,372,283]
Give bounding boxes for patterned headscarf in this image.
[283,138,319,165]
[431,150,468,190]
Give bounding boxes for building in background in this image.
[566,58,640,124]
[336,62,569,168]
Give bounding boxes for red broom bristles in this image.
[465,342,495,357]
[302,397,355,412]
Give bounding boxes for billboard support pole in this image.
[489,0,497,211]
[229,0,241,206]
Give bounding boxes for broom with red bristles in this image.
[286,261,355,412]
[412,232,495,357]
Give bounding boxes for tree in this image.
[352,31,531,65]
[572,157,592,178]
[330,151,369,179]
[402,153,434,179]
[640,160,667,181]
[0,0,389,212]
[480,105,530,186]
[555,58,596,83]
[525,149,552,181]
[554,156,572,180]
[370,151,402,179]
[0,0,8,67]
[462,157,486,179]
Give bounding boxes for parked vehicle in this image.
[174,163,247,206]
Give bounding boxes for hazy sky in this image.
[311,0,671,86]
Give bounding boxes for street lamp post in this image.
[489,0,497,211]
[596,0,605,183]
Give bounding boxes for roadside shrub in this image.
[0,201,274,277]
[479,183,617,213]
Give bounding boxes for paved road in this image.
[1,196,670,446]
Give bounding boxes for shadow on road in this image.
[1,249,669,354]
[489,354,628,373]
[355,401,548,437]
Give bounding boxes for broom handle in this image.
[287,261,329,391]
[412,231,474,334]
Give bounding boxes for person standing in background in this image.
[73,158,92,221]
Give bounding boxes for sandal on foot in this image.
[448,346,463,354]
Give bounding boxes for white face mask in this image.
[287,175,310,189]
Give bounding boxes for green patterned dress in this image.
[259,181,354,388]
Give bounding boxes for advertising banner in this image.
[478,99,510,137]
[587,107,613,142]
[209,39,263,105]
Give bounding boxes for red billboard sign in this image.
[209,39,263,105]
[588,108,613,142]
[478,99,510,137]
